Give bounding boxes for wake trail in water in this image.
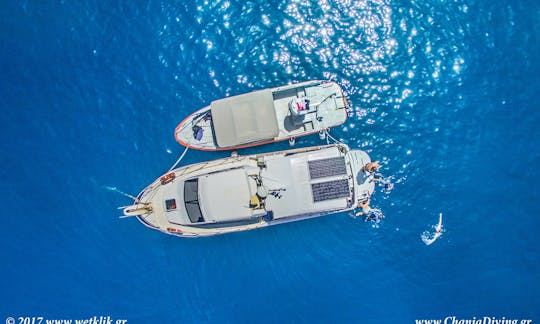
[105,186,139,204]
[422,213,444,245]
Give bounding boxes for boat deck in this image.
[261,146,353,219]
[273,82,347,138]
[174,81,347,150]
[131,144,373,237]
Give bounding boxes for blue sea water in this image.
[1,0,539,323]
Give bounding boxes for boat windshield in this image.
[184,179,204,223]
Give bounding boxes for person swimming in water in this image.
[355,198,384,223]
[362,161,380,173]
[372,173,394,191]
[422,213,443,245]
[356,198,371,213]
[363,161,394,191]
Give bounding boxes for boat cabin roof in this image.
[198,168,256,223]
[211,89,279,147]
[165,168,261,226]
[261,146,352,219]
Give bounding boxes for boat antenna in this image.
[105,186,140,203]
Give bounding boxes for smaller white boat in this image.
[123,144,375,237]
[175,80,348,151]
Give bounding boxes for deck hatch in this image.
[308,157,347,179]
[165,199,177,211]
[311,179,350,202]
[184,179,204,223]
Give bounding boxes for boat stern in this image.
[346,150,376,203]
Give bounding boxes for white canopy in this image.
[211,90,279,147]
[198,169,254,222]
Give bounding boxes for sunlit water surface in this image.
[1,0,539,322]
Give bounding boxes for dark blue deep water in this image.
[1,0,539,323]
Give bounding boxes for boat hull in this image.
[174,80,348,151]
[127,144,375,238]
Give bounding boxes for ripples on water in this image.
[158,0,470,206]
[146,0,479,300]
[4,0,537,321]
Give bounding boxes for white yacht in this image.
[123,144,375,237]
[174,80,348,150]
